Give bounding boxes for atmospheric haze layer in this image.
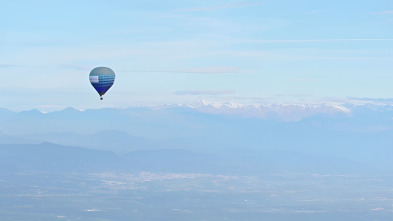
[1,102,393,220]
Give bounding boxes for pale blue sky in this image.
[1,0,393,111]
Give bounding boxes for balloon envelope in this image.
[89,67,115,98]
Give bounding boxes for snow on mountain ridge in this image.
[184,100,351,121]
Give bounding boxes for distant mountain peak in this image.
[62,107,80,112]
[20,109,44,115]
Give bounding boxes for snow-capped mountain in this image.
[173,100,351,121]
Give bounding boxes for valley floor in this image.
[0,171,392,221]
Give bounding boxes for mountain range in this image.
[1,102,393,173]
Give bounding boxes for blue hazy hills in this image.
[0,142,373,175]
[0,103,393,173]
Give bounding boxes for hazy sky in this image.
[1,0,392,111]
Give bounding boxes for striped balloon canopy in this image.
[89,67,115,100]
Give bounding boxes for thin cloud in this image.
[307,10,324,15]
[0,64,23,69]
[295,78,318,82]
[348,97,393,102]
[184,66,243,74]
[174,2,261,12]
[0,64,93,71]
[285,94,313,98]
[175,90,235,96]
[320,97,393,105]
[249,39,393,43]
[118,66,244,74]
[376,10,393,15]
[230,96,273,102]
[58,65,92,71]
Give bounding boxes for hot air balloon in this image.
[89,67,115,100]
